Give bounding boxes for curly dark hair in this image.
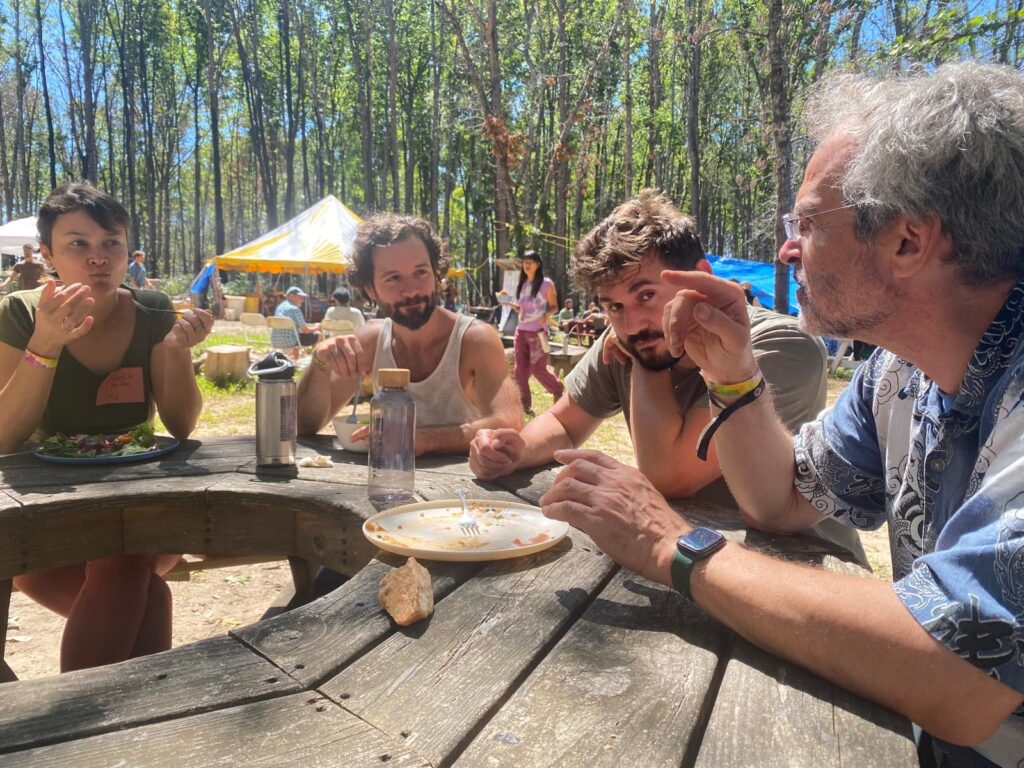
[571,190,704,295]
[348,214,449,292]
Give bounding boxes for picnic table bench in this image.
[0,436,916,766]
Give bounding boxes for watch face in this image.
[677,527,726,556]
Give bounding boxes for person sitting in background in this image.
[0,244,46,293]
[272,286,321,357]
[127,250,152,290]
[297,213,521,455]
[557,298,577,332]
[323,287,365,329]
[0,182,212,672]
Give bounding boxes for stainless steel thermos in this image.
[248,352,297,466]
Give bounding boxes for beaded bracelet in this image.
[23,349,58,370]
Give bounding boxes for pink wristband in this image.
[23,349,58,370]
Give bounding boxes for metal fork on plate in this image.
[455,488,480,536]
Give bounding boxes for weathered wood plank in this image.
[695,637,915,767]
[0,502,122,580]
[0,438,253,496]
[458,569,729,768]
[233,554,483,687]
[0,693,428,768]
[0,635,301,754]
[319,539,615,767]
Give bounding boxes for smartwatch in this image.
[670,527,726,600]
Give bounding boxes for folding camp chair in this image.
[321,318,357,338]
[239,312,269,347]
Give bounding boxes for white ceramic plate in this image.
[363,498,569,562]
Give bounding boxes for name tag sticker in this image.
[96,367,145,406]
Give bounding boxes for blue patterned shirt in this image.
[792,281,1024,759]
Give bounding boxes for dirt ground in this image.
[6,333,889,681]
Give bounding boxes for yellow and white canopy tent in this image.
[214,195,362,275]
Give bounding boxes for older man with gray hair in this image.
[540,62,1024,766]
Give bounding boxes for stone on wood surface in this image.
[379,557,433,626]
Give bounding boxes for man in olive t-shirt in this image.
[0,246,46,293]
[469,193,855,553]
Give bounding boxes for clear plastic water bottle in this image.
[368,368,416,503]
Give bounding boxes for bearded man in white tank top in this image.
[297,214,522,456]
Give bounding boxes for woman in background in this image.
[512,250,563,416]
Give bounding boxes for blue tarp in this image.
[705,254,798,315]
[190,262,216,294]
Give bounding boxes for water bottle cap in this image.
[247,351,296,381]
[378,368,410,388]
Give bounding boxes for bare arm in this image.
[541,451,1024,746]
[150,309,214,439]
[468,393,603,480]
[0,282,95,452]
[297,325,378,435]
[629,366,724,498]
[659,270,824,530]
[415,323,522,455]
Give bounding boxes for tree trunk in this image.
[34,0,57,191]
[768,0,793,312]
[686,0,703,230]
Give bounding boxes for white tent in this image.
[0,217,38,257]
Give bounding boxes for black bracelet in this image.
[696,377,767,461]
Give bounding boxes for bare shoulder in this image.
[356,319,385,346]
[461,318,504,351]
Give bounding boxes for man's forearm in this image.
[297,364,344,434]
[689,542,1023,744]
[629,367,708,497]
[713,389,823,532]
[417,408,524,456]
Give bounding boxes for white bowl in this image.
[332,416,370,453]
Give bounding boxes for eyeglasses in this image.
[781,202,857,241]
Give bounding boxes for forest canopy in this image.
[1,0,1021,306]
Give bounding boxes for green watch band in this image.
[670,548,697,599]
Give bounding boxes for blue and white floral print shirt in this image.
[792,281,1024,756]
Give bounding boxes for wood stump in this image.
[203,344,252,381]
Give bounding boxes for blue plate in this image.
[33,436,180,465]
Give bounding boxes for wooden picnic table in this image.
[0,436,916,766]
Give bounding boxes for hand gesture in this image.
[313,334,368,380]
[28,281,96,357]
[660,270,758,384]
[539,449,689,584]
[162,309,214,352]
[469,428,525,480]
[600,326,632,367]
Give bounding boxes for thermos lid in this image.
[247,351,296,381]
[378,368,410,388]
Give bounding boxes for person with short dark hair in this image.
[297,212,521,455]
[0,243,46,293]
[127,250,152,290]
[0,181,213,672]
[323,286,365,329]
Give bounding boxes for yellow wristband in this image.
[23,348,58,370]
[703,368,763,400]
